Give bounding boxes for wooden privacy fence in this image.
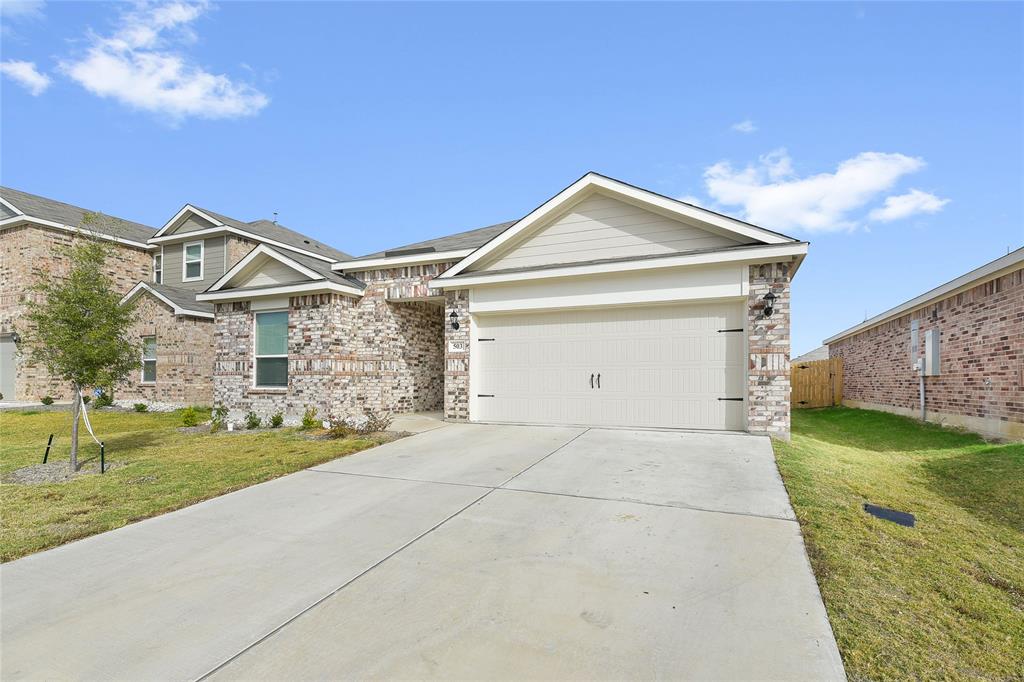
[792,357,843,408]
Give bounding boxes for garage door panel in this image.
[474,302,746,430]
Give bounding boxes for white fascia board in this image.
[119,282,215,319]
[0,196,24,215]
[153,204,224,238]
[441,172,794,279]
[430,242,809,289]
[0,215,155,250]
[332,249,474,271]
[196,280,364,302]
[207,243,324,292]
[824,247,1024,345]
[149,225,336,263]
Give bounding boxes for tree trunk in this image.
[69,384,81,472]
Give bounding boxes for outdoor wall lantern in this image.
[449,311,460,331]
[762,291,777,318]
[10,331,21,345]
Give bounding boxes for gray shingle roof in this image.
[146,283,214,314]
[277,249,365,289]
[191,206,351,261]
[1,186,156,244]
[347,220,518,262]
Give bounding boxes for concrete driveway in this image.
[1,424,845,681]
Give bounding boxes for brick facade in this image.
[747,262,793,439]
[212,264,448,425]
[0,225,151,401]
[829,268,1024,440]
[443,289,471,421]
[117,294,215,407]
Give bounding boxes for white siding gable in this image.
[477,193,750,272]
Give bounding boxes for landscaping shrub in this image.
[133,403,148,412]
[270,412,284,428]
[94,391,113,408]
[82,395,91,405]
[210,406,228,432]
[244,411,261,430]
[180,406,200,427]
[40,396,54,405]
[300,406,319,431]
[326,420,354,439]
[359,410,393,434]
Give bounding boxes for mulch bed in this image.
[3,461,126,485]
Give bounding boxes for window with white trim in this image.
[152,254,163,284]
[183,241,204,281]
[141,336,157,383]
[254,311,288,387]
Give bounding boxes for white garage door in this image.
[474,302,746,430]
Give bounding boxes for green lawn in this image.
[0,408,384,562]
[775,408,1023,682]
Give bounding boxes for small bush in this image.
[326,420,354,439]
[300,406,319,431]
[133,403,148,412]
[82,395,91,405]
[180,406,200,427]
[40,396,54,405]
[245,411,261,430]
[359,410,393,434]
[210,405,228,432]
[270,412,284,428]
[94,391,113,408]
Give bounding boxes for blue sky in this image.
[2,1,1021,354]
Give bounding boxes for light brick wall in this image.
[213,264,448,424]
[443,289,471,421]
[0,225,151,400]
[829,267,1023,438]
[747,262,792,439]
[117,294,214,406]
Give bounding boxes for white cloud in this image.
[703,148,929,232]
[0,59,51,95]
[731,119,757,134]
[0,0,45,20]
[60,1,268,121]
[869,189,950,222]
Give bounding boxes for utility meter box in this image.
[924,329,941,376]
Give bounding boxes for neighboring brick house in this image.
[0,187,154,402]
[117,204,351,408]
[199,173,807,438]
[826,247,1023,440]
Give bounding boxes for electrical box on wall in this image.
[924,329,941,376]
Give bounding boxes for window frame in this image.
[182,240,204,282]
[152,252,163,284]
[253,310,288,389]
[141,335,157,384]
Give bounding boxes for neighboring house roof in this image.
[0,186,156,247]
[198,244,364,302]
[152,204,350,263]
[824,246,1024,345]
[120,282,214,319]
[793,345,829,363]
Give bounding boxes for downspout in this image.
[919,371,926,422]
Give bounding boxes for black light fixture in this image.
[10,331,21,345]
[763,291,777,318]
[449,310,460,330]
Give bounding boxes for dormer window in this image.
[152,254,163,284]
[183,241,204,281]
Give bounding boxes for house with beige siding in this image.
[825,247,1023,440]
[197,173,807,438]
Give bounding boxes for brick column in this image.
[747,262,792,439]
[443,289,470,421]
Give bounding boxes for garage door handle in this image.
[596,373,601,389]
[590,373,594,389]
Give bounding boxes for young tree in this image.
[20,215,140,470]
